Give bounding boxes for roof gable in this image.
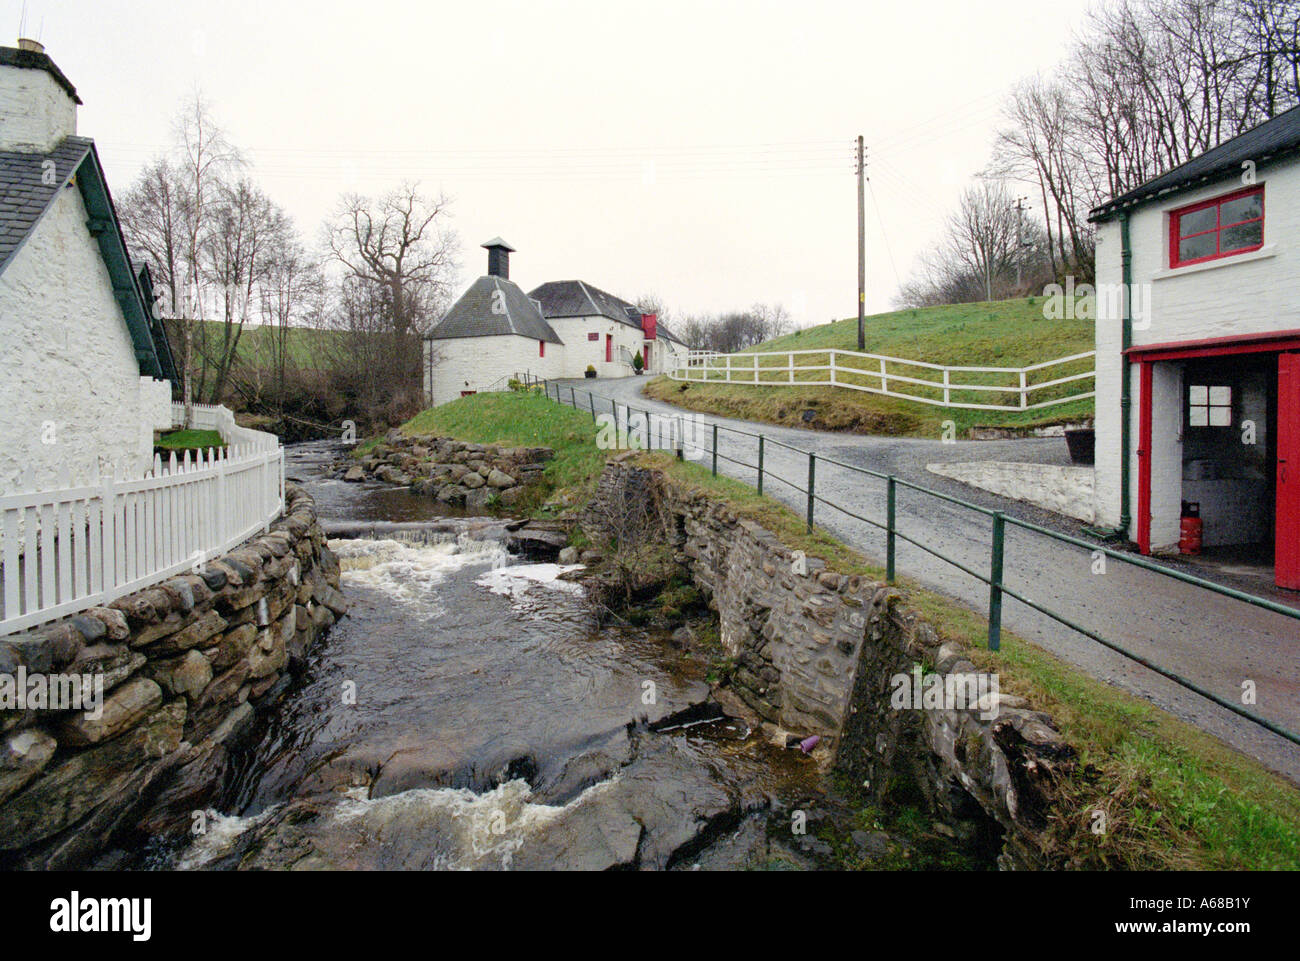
[427,275,563,344]
[0,136,172,380]
[1091,105,1300,222]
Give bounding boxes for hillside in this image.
[647,297,1096,437]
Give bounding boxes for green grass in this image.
[154,428,226,452]
[648,297,1096,438]
[387,390,1300,869]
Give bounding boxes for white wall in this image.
[548,316,644,378]
[0,185,170,494]
[649,337,688,374]
[0,62,77,152]
[424,334,567,407]
[1093,160,1300,539]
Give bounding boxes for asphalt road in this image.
[553,376,1300,783]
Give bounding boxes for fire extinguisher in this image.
[1179,501,1202,555]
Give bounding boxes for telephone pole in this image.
[856,134,866,351]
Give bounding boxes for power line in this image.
[868,179,902,291]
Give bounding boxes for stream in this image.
[160,441,879,870]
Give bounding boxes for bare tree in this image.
[668,303,791,353]
[119,158,189,316]
[197,179,285,403]
[325,183,458,395]
[252,230,324,415]
[174,91,243,424]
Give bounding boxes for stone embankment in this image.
[583,455,1077,869]
[337,432,553,510]
[0,486,345,869]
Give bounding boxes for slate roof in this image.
[529,279,646,330]
[427,275,563,344]
[1090,105,1300,222]
[0,136,94,274]
[655,320,689,347]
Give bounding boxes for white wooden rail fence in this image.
[666,348,1096,412]
[0,406,284,637]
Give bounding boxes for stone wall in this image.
[585,457,1077,869]
[0,485,345,869]
[339,433,553,511]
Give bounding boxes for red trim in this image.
[1137,362,1153,554]
[1168,184,1264,268]
[1278,353,1300,589]
[1127,329,1300,363]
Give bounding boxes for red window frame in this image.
[539,340,545,358]
[1168,185,1264,268]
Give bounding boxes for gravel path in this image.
[552,376,1300,783]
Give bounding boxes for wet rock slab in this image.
[186,732,770,871]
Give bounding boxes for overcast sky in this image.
[7,0,1094,326]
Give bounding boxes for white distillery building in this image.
[1089,104,1300,590]
[423,239,689,407]
[0,41,176,496]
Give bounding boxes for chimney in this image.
[481,237,516,279]
[0,40,81,153]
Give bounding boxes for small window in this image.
[1188,385,1232,427]
[539,340,545,358]
[1169,186,1263,268]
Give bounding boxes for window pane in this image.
[1189,385,1208,404]
[1179,206,1217,236]
[1189,406,1209,426]
[1209,406,1232,427]
[1220,193,1262,225]
[1179,232,1216,262]
[1209,385,1231,405]
[1221,220,1263,252]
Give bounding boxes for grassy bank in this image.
[398,389,608,511]
[392,390,1300,870]
[154,428,226,453]
[647,296,1095,438]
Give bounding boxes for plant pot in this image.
[1064,428,1095,465]
[585,371,597,379]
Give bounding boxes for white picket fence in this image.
[0,413,284,637]
[666,348,1096,412]
[176,402,279,452]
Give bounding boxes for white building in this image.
[422,239,689,406]
[528,279,688,379]
[1089,104,1300,590]
[0,41,176,495]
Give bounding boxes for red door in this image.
[1278,353,1300,589]
[605,334,612,363]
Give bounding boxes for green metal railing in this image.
[538,379,1300,748]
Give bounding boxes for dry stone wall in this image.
[0,485,344,869]
[585,457,1077,869]
[339,432,553,510]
